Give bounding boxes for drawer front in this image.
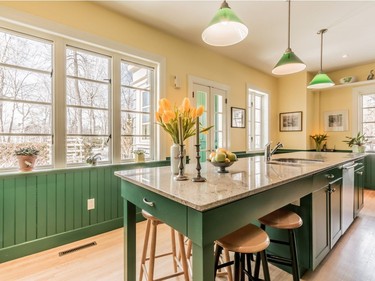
[355,158,365,171]
[121,181,187,234]
[313,167,342,189]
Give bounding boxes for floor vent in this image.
[58,241,97,257]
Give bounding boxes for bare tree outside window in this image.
[0,29,52,169]
[120,61,153,160]
[66,47,111,164]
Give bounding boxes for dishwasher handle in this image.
[342,162,358,170]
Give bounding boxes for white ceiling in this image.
[98,1,375,76]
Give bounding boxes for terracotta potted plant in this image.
[343,132,368,153]
[14,146,39,172]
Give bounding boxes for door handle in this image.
[142,198,155,207]
[325,174,335,179]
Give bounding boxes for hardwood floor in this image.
[1,190,375,281]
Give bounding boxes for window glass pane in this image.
[254,95,261,108]
[363,108,375,122]
[255,136,261,148]
[363,123,375,137]
[121,62,151,89]
[363,94,375,107]
[1,101,51,134]
[215,113,223,131]
[121,136,150,159]
[255,109,261,122]
[66,48,109,81]
[255,123,261,135]
[66,136,109,164]
[0,67,51,103]
[67,108,108,135]
[121,88,150,112]
[215,95,223,113]
[0,136,52,168]
[121,60,154,161]
[0,31,52,71]
[66,78,109,108]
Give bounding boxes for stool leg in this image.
[253,252,261,279]
[177,233,190,281]
[170,228,178,272]
[260,250,271,281]
[139,219,151,281]
[148,220,158,281]
[224,249,234,281]
[289,229,300,281]
[234,252,241,281]
[214,244,223,279]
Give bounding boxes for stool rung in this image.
[267,254,292,266]
[216,260,234,270]
[145,251,173,261]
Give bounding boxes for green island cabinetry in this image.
[354,158,365,216]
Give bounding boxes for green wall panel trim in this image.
[0,218,123,264]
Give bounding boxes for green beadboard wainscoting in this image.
[0,161,169,263]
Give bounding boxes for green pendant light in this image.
[272,0,306,75]
[202,0,248,47]
[307,29,335,89]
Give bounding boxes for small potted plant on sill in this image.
[86,153,102,166]
[133,149,146,163]
[310,133,328,152]
[14,146,39,172]
[343,132,368,153]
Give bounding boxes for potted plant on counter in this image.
[133,149,147,163]
[310,133,328,152]
[14,146,39,172]
[343,132,368,153]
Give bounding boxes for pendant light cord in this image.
[319,29,328,73]
[287,0,291,50]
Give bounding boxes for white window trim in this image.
[246,84,269,152]
[0,6,166,167]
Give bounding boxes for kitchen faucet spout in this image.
[265,142,283,162]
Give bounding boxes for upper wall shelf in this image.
[310,79,375,92]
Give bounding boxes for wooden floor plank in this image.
[1,190,375,280]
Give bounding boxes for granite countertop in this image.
[115,152,365,211]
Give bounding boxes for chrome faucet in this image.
[265,142,283,162]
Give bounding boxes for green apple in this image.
[215,152,226,162]
[227,152,237,161]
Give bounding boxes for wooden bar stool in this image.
[214,224,271,281]
[257,208,303,281]
[139,210,190,281]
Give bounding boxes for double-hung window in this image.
[66,46,111,164]
[0,29,53,169]
[247,89,269,151]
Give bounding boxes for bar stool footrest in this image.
[267,254,293,267]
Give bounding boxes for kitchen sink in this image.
[268,158,324,165]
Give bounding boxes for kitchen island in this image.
[115,152,365,281]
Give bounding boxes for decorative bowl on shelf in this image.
[339,76,356,84]
[208,160,237,173]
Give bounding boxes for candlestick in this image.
[178,116,183,145]
[174,143,188,181]
[196,117,199,145]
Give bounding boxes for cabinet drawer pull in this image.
[356,171,363,175]
[325,174,335,179]
[142,198,154,207]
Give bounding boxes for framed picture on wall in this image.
[279,111,302,132]
[324,110,348,131]
[231,107,246,128]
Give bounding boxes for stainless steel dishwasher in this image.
[341,161,358,234]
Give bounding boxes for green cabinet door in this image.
[354,166,365,217]
[330,178,342,248]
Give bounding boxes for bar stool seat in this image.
[214,224,271,281]
[139,210,190,281]
[257,208,303,281]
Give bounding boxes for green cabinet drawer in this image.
[313,167,342,189]
[121,181,187,234]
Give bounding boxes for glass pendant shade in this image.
[307,72,335,89]
[272,48,306,75]
[202,1,248,47]
[272,0,305,75]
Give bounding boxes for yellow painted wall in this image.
[315,62,375,150]
[1,1,278,154]
[277,71,310,149]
